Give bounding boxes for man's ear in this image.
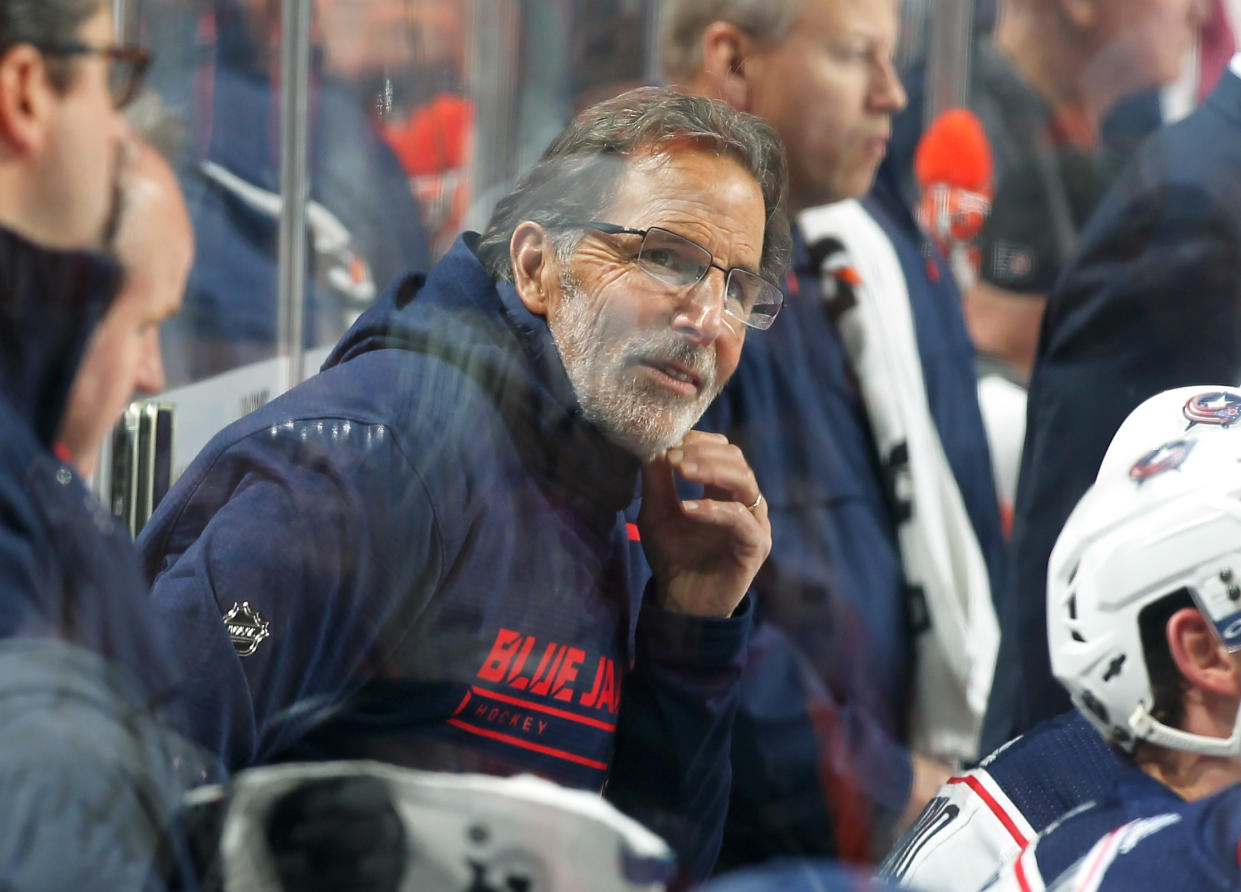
[1168,607,1241,697]
[1057,0,1099,30]
[510,221,557,318]
[698,21,755,110]
[0,45,52,155]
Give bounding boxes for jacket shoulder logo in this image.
[222,601,270,656]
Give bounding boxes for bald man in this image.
[58,141,193,476]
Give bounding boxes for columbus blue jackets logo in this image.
[1184,392,1241,428]
[1129,439,1196,485]
[222,601,270,656]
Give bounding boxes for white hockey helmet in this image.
[1049,391,1241,757]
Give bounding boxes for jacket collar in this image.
[327,234,641,517]
[1208,63,1241,125]
[0,224,122,447]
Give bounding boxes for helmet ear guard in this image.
[1048,402,1241,758]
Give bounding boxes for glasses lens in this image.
[727,269,783,330]
[637,228,711,288]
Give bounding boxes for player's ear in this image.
[510,222,556,318]
[1168,607,1241,697]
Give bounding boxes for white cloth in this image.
[799,200,999,764]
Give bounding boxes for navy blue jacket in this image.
[0,225,213,888]
[699,169,1004,866]
[0,224,182,696]
[137,235,751,879]
[989,69,1241,747]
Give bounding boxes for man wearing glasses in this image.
[138,86,788,882]
[0,2,208,889]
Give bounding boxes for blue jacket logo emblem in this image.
[1184,392,1241,428]
[1129,439,1196,485]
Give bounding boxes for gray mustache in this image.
[634,335,716,387]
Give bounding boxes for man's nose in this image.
[872,57,907,113]
[672,273,730,344]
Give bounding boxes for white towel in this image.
[799,200,999,764]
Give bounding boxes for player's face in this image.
[740,0,905,210]
[546,149,766,458]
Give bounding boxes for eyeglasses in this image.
[577,221,783,331]
[35,41,151,109]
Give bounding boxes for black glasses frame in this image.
[35,41,151,109]
[576,221,783,330]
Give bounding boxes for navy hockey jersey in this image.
[981,764,1179,891]
[1034,785,1241,891]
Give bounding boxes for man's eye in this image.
[644,248,682,270]
[828,43,871,64]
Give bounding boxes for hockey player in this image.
[881,384,1241,891]
[976,387,1241,890]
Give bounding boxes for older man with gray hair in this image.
[138,85,790,881]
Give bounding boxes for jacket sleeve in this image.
[0,639,219,892]
[605,590,752,884]
[137,418,444,769]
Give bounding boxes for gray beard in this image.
[549,272,722,459]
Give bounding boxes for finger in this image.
[675,430,730,447]
[678,497,772,548]
[666,441,760,505]
[640,450,682,520]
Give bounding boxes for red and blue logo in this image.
[1129,439,1196,485]
[1184,392,1241,428]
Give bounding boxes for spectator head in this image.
[660,0,906,210]
[997,0,1208,121]
[478,86,790,458]
[0,0,145,249]
[57,138,192,476]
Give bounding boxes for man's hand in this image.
[638,431,771,618]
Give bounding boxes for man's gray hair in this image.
[477,85,791,284]
[659,0,804,84]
